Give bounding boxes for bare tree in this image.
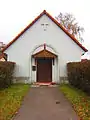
[56,12,84,43]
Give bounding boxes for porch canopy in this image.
[32,49,57,58]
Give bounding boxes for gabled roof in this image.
[2,10,88,52]
[32,49,57,58]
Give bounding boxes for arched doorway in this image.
[32,49,57,82]
[31,44,58,83]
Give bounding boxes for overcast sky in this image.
[0,0,90,53]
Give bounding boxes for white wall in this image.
[5,14,84,82]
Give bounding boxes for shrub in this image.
[0,61,15,89]
[67,60,90,95]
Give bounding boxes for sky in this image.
[0,0,90,58]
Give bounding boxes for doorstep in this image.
[31,82,58,87]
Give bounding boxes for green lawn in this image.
[0,84,30,120]
[60,84,90,120]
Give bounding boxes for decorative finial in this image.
[43,10,46,13]
[44,43,46,50]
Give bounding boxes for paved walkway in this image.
[13,87,79,120]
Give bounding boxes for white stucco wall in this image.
[4,14,84,83]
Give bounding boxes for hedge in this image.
[0,61,15,89]
[67,60,90,95]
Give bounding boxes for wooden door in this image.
[37,58,52,82]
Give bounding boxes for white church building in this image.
[2,10,87,83]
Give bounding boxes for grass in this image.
[60,84,90,120]
[0,84,30,120]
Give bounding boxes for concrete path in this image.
[13,87,79,120]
